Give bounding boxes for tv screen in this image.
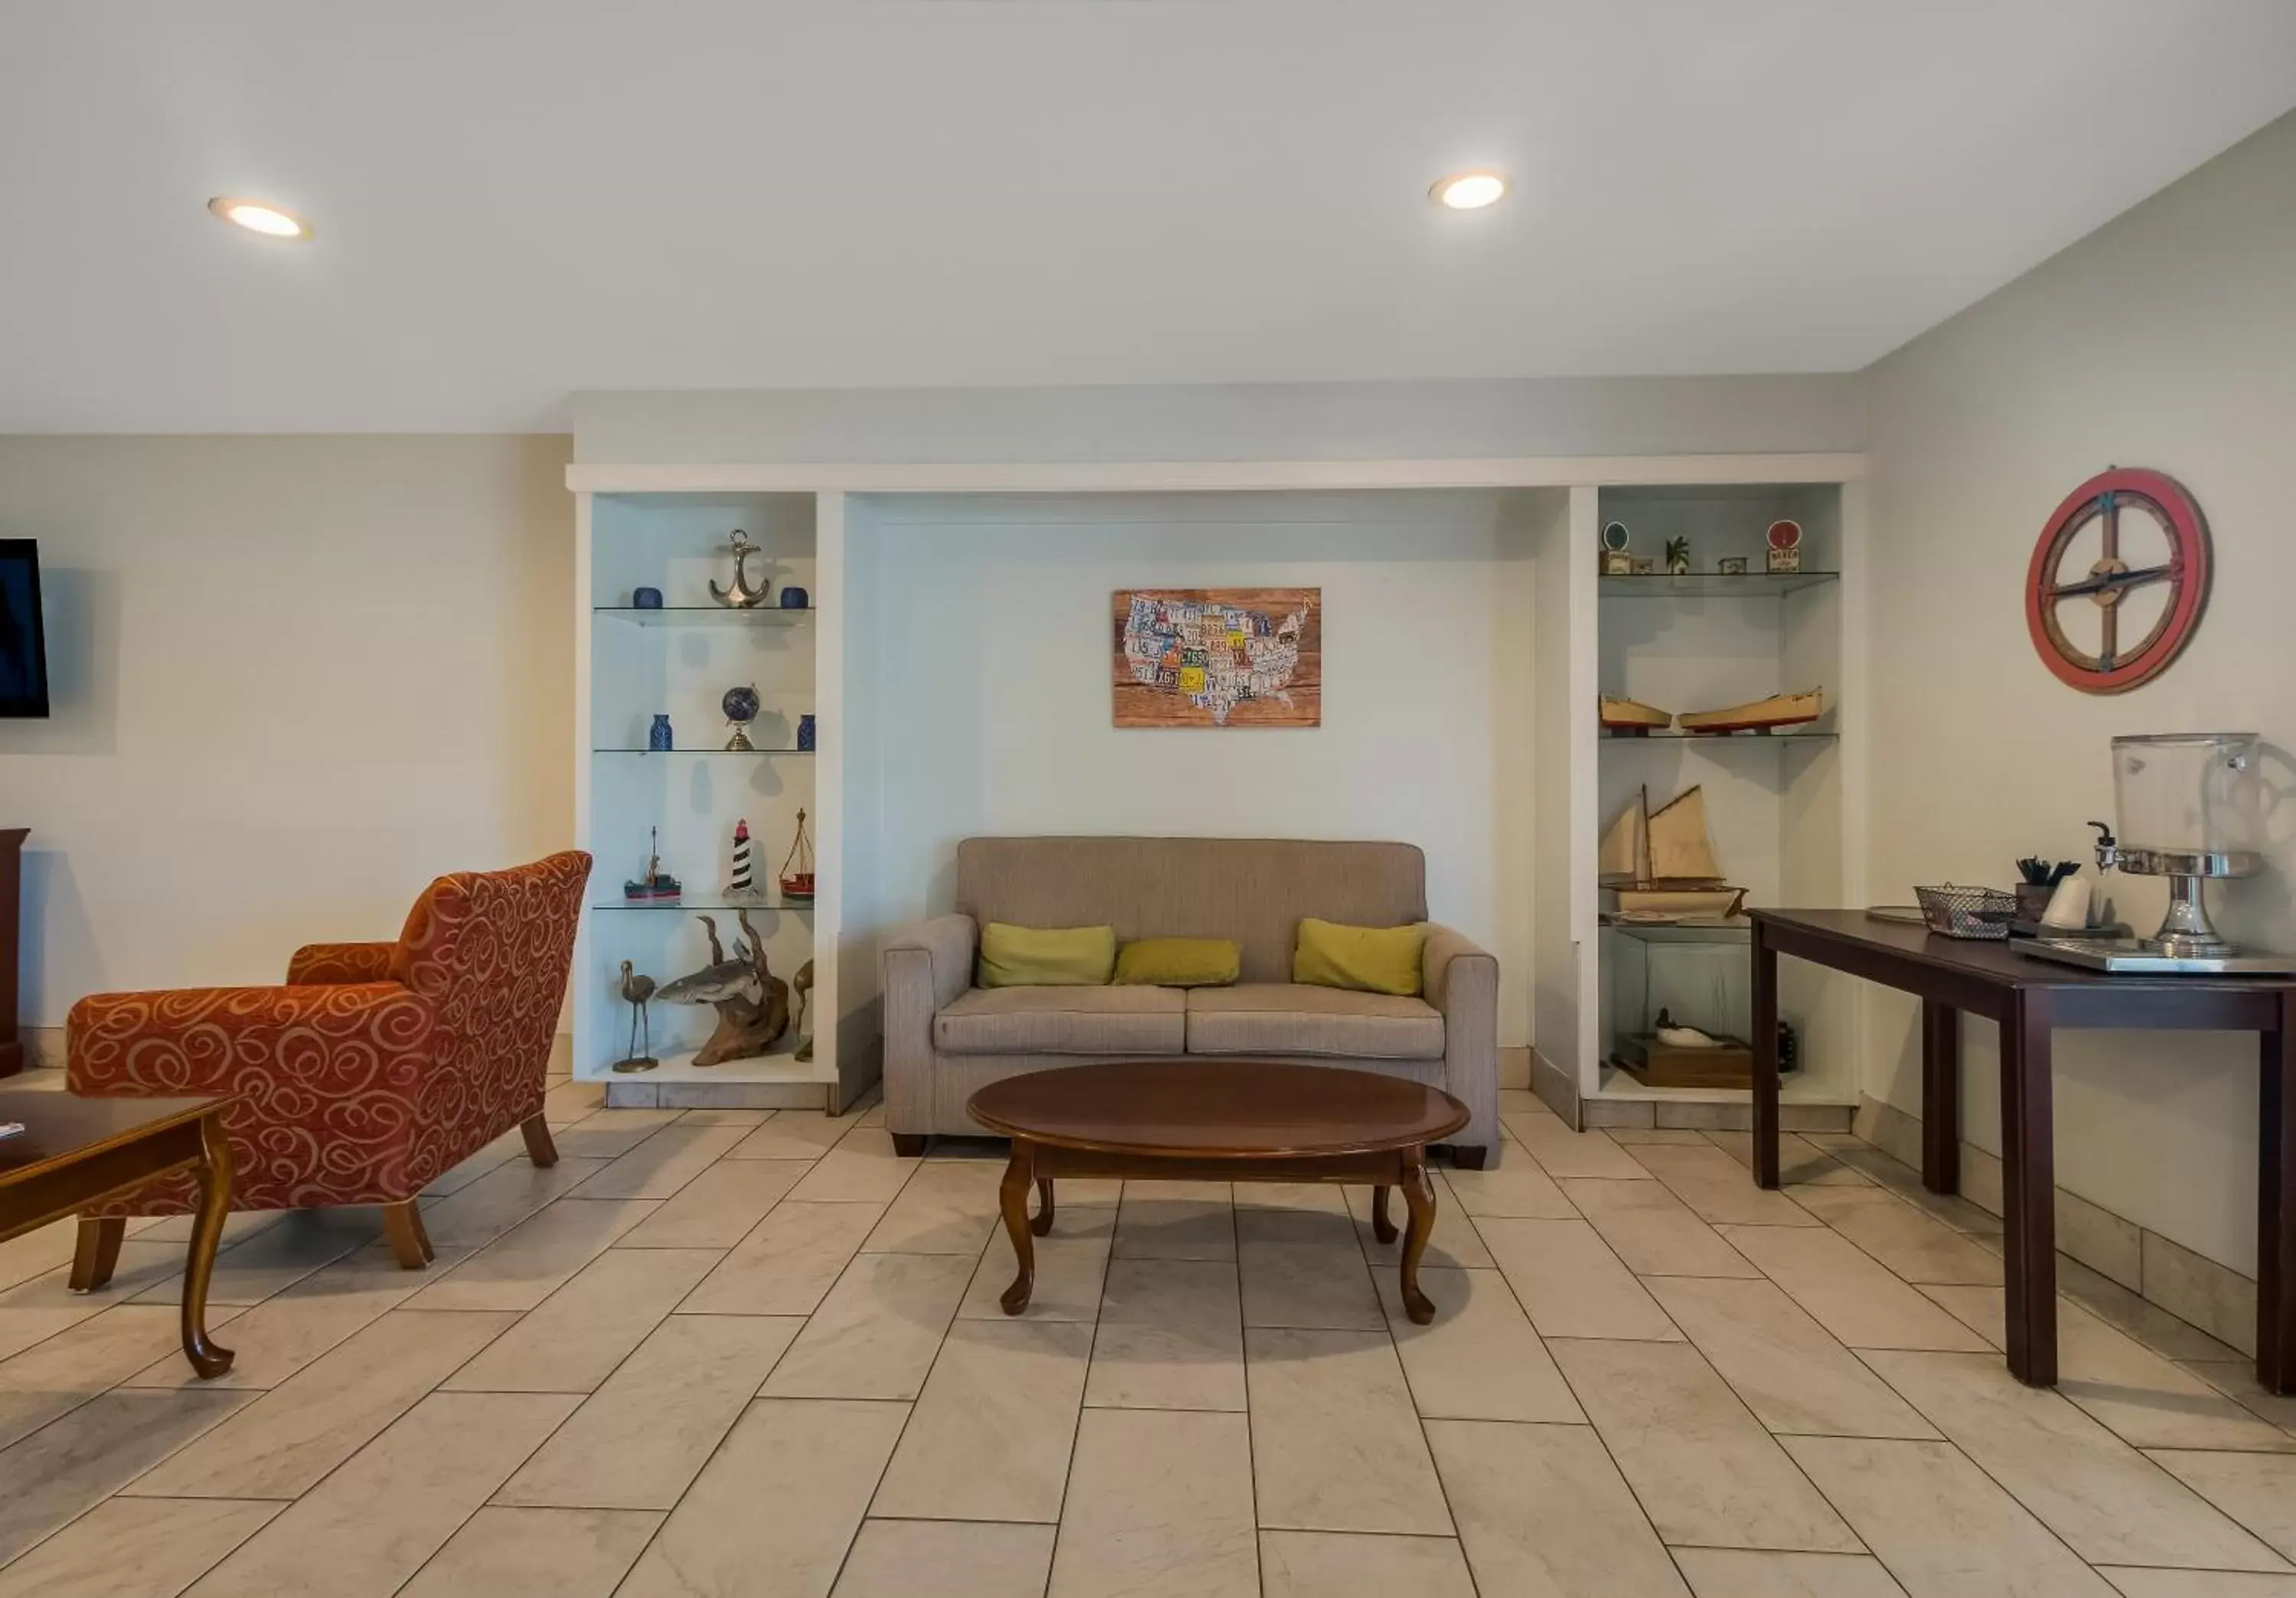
[0,540,51,719]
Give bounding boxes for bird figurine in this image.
[615,960,658,1072]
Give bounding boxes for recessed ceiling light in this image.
[207,197,313,240]
[1430,171,1508,210]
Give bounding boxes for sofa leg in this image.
[70,1216,126,1293]
[520,1113,559,1169]
[891,1133,928,1158]
[1450,1145,1491,1171]
[382,1199,434,1269]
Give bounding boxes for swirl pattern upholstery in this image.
[66,852,592,1234]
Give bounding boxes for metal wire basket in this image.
[1914,884,2017,940]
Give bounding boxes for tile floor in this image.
[1,1080,2293,1596]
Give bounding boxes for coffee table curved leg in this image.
[998,1138,1037,1315]
[1371,1185,1397,1244]
[1032,1177,1055,1237]
[182,1113,236,1378]
[1398,1147,1438,1326]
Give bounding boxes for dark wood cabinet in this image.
[0,828,23,1078]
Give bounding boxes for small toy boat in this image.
[778,808,816,903]
[1600,695,1673,735]
[623,827,683,902]
[1676,688,1823,735]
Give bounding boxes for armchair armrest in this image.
[879,914,977,1136]
[1423,924,1500,1154]
[286,941,399,985]
[68,983,438,1098]
[882,914,978,1013]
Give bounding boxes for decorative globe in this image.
[721,684,760,726]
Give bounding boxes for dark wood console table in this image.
[0,827,24,1077]
[1751,908,2294,1393]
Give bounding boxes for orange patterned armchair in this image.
[65,850,592,1276]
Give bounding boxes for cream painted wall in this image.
[1864,111,2296,1273]
[0,435,575,1027]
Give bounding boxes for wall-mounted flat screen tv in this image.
[0,540,51,719]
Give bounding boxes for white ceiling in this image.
[4,2,2293,432]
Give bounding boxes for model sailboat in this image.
[1601,785,1748,921]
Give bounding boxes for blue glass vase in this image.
[648,714,673,752]
[796,714,816,752]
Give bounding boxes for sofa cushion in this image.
[936,984,1186,1056]
[1186,983,1445,1061]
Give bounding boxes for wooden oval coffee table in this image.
[967,1059,1470,1325]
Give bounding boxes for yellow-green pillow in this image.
[1113,938,1241,988]
[977,922,1116,988]
[1293,918,1428,996]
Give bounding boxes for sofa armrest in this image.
[879,915,977,1136]
[286,941,399,985]
[1424,924,1500,1153]
[68,983,439,1098]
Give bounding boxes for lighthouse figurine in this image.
[726,818,758,900]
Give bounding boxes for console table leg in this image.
[1752,921,1780,1189]
[181,1114,236,1378]
[2260,995,2295,1394]
[2000,991,2057,1386]
[1371,1185,1397,1244]
[997,1138,1037,1316]
[1922,1000,1962,1195]
[1398,1149,1437,1326]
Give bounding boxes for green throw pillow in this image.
[977,922,1117,988]
[1293,918,1428,996]
[1112,938,1242,988]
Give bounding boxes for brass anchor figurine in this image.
[709,530,771,608]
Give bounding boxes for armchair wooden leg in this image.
[382,1199,434,1269]
[520,1113,559,1169]
[70,1216,126,1293]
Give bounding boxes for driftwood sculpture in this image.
[656,911,790,1067]
[791,959,815,1063]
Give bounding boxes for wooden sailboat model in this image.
[1602,785,1748,921]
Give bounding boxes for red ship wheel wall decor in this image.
[2024,467,2212,694]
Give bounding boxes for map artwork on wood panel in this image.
[1112,589,1321,727]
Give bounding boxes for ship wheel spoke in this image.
[2049,563,2174,601]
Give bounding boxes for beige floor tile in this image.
[618,1397,907,1598]
[1863,1349,2285,1570]
[497,1313,802,1509]
[875,1317,1093,1521]
[1671,1548,1909,1596]
[787,1130,919,1205]
[1427,1418,1690,1595]
[1342,1179,1493,1269]
[445,1247,720,1393]
[1244,1326,1450,1534]
[1257,1530,1476,1598]
[122,1246,429,1393]
[405,1196,657,1312]
[1629,1142,1824,1227]
[680,1200,885,1316]
[542,1078,607,1124]
[863,1159,1005,1254]
[1921,1289,2293,1451]
[727,1110,850,1160]
[401,1505,660,1598]
[0,1388,249,1564]
[1375,1265,1581,1421]
[1239,1242,1384,1330]
[418,1156,613,1250]
[1508,1115,1650,1179]
[0,1303,238,1448]
[617,1158,811,1249]
[1442,1154,1580,1219]
[1553,1338,1857,1551]
[182,1391,577,1598]
[761,1251,972,1401]
[130,1208,288,1247]
[1477,1217,1681,1340]
[1113,1183,1236,1260]
[678,1107,775,1125]
[1802,1137,2007,1236]
[2099,1570,2296,1596]
[1649,1276,1938,1439]
[1562,1178,1761,1278]
[837,1519,1055,1598]
[1049,1407,1257,1597]
[2060,1254,2247,1365]
[1234,1184,1358,1247]
[1781,1435,2114,1597]
[1704,1130,1869,1185]
[962,1228,1111,1323]
[2149,1450,2296,1563]
[423,1136,525,1198]
[1789,1185,2004,1285]
[126,1308,512,1499]
[1719,1225,1991,1351]
[0,1216,88,1294]
[2188,1359,2296,1438]
[0,1239,182,1316]
[1611,1127,1722,1145]
[121,1208,382,1307]
[568,1122,752,1201]
[550,1108,680,1160]
[1085,1257,1246,1411]
[0,1494,282,1598]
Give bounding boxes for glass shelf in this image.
[1597,571,1838,598]
[1601,730,1837,744]
[1600,918,1750,944]
[594,606,815,628]
[592,747,815,755]
[592,896,816,914]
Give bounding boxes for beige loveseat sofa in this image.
[879,837,1500,1165]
